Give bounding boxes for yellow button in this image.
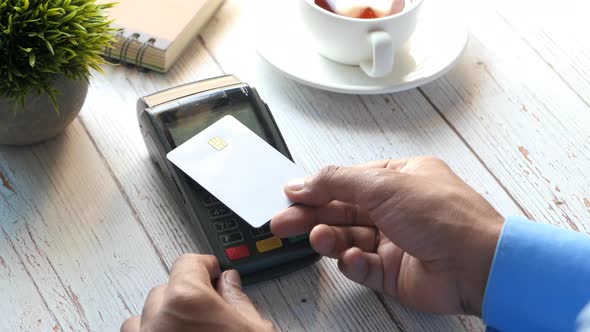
[256,236,283,253]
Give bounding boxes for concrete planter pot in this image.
[0,76,89,145]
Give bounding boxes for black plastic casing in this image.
[137,75,320,284]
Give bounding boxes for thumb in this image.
[285,165,402,208]
[217,270,263,320]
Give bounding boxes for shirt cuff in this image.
[483,216,590,332]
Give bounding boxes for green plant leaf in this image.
[45,39,55,55]
[29,53,36,68]
[47,8,66,16]
[72,22,87,31]
[60,10,77,23]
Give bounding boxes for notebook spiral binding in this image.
[103,29,156,71]
[135,38,156,71]
[104,29,125,60]
[120,33,140,63]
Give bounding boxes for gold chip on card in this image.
[208,136,228,151]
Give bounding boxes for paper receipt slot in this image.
[137,75,319,284]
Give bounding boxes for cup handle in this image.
[360,31,394,78]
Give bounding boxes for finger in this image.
[120,316,141,332]
[284,164,404,208]
[169,254,221,288]
[271,201,372,237]
[337,247,386,293]
[216,270,263,320]
[309,225,379,258]
[140,285,165,326]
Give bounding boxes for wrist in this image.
[462,212,505,316]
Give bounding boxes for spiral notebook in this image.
[100,0,223,72]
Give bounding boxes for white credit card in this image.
[166,115,307,228]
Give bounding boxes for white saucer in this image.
[256,0,468,95]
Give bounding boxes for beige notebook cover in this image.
[101,0,223,72]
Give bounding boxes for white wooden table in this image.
[2,0,589,331]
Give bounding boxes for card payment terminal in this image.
[137,75,319,284]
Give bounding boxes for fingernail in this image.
[286,178,306,191]
[224,270,242,288]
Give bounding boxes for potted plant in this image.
[0,0,115,145]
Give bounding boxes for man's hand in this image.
[271,157,504,316]
[121,254,274,332]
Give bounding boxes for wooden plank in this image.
[420,0,590,233]
[194,1,536,330]
[0,122,170,331]
[0,215,60,332]
[81,41,403,331]
[490,0,590,107]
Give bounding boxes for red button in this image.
[225,244,250,261]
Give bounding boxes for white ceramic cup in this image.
[299,0,424,78]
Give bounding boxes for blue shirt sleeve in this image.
[483,216,590,332]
